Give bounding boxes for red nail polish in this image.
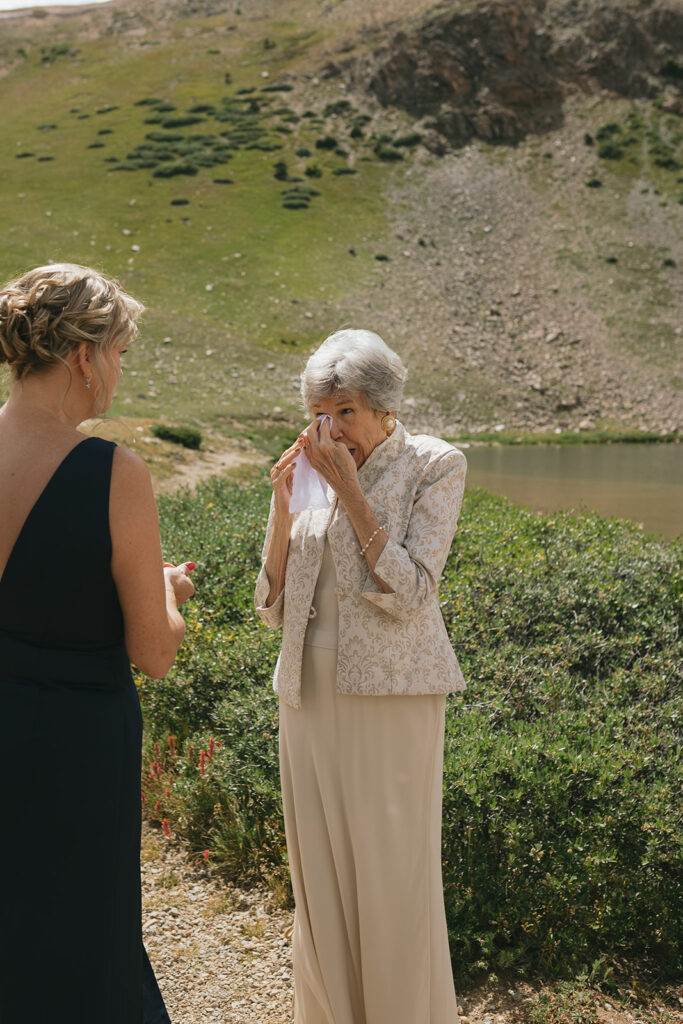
[186,562,196,571]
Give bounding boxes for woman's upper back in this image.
[0,427,123,649]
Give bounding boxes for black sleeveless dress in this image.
[0,437,171,1024]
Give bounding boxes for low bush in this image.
[162,116,206,128]
[374,143,403,161]
[393,131,422,147]
[597,142,623,160]
[152,162,199,178]
[315,135,338,150]
[151,423,202,449]
[140,478,682,984]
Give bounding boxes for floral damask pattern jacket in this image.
[254,421,467,709]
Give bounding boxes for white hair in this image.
[300,329,407,413]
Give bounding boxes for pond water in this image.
[462,442,682,541]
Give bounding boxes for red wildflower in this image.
[199,749,207,778]
[188,743,194,762]
[154,801,162,815]
[168,735,177,757]
[161,818,172,839]
[153,741,161,759]
[141,790,146,806]
[202,849,210,860]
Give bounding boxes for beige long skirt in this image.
[279,643,459,1024]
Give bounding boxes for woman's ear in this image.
[75,341,91,387]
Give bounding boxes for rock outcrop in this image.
[347,0,683,148]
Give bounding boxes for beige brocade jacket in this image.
[253,421,468,709]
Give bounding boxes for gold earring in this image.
[381,412,396,436]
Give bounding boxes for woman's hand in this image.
[304,417,361,501]
[270,438,303,517]
[163,562,196,606]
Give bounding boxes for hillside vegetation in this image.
[0,0,681,444]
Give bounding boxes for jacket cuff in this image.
[361,542,400,616]
[254,565,284,628]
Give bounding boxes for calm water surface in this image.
[462,443,682,541]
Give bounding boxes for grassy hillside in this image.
[0,0,681,445]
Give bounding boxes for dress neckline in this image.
[0,436,97,592]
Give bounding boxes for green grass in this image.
[0,10,401,430]
[139,475,682,986]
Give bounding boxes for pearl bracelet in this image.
[360,526,384,557]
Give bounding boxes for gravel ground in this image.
[141,823,294,1024]
[141,821,682,1024]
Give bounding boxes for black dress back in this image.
[0,437,171,1024]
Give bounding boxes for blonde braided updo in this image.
[0,263,144,384]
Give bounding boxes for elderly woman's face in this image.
[311,391,387,468]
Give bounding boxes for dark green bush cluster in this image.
[139,477,682,983]
[151,423,202,449]
[281,184,320,209]
[593,110,682,174]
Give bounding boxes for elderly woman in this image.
[255,329,467,1024]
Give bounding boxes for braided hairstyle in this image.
[0,264,143,387]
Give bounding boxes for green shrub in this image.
[315,135,338,150]
[660,58,683,79]
[393,131,422,147]
[140,480,682,983]
[152,162,200,178]
[162,116,205,128]
[597,141,623,160]
[146,131,184,143]
[323,99,352,116]
[332,166,357,175]
[151,423,202,449]
[596,123,620,141]
[304,164,322,178]
[374,143,403,161]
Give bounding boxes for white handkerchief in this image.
[289,415,332,513]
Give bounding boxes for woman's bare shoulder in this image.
[111,446,154,510]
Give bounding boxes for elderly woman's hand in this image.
[304,417,361,500]
[270,438,303,517]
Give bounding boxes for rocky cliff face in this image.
[347,0,683,149]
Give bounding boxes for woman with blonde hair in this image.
[0,264,194,1023]
[255,328,467,1023]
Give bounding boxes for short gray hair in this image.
[301,329,407,413]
